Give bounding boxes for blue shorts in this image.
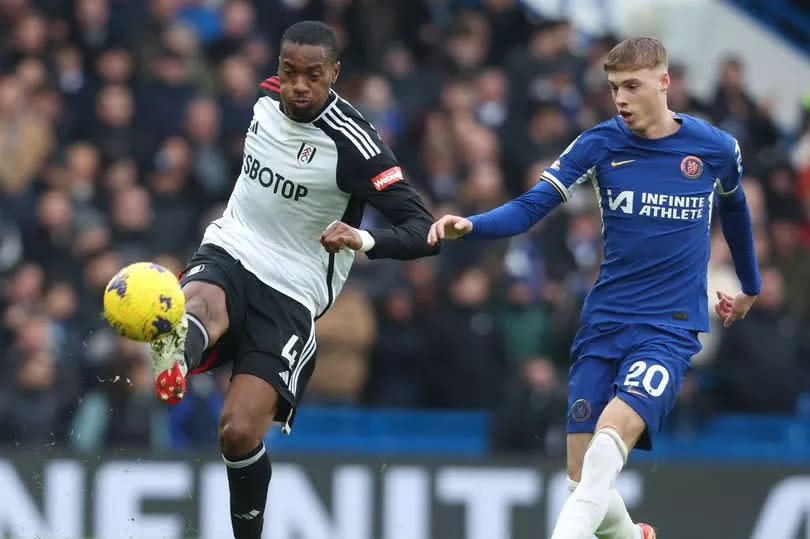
[567,322,701,450]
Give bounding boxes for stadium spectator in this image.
[308,287,377,404]
[713,266,810,413]
[363,288,432,407]
[91,83,145,162]
[185,97,229,202]
[710,56,781,169]
[492,354,567,453]
[428,266,507,409]
[0,74,53,195]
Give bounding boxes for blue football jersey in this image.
[542,113,742,332]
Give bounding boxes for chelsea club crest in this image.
[680,155,703,179]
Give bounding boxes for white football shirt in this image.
[200,76,436,317]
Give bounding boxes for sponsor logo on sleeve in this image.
[371,166,403,191]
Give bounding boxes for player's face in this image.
[607,68,669,132]
[278,42,340,122]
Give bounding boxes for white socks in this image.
[551,429,627,539]
[566,478,641,539]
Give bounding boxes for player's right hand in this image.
[427,215,473,246]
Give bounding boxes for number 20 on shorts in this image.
[623,361,670,397]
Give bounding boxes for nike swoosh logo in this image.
[611,159,635,167]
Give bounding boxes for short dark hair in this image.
[281,21,339,63]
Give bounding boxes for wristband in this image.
[357,229,375,252]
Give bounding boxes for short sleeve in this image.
[541,131,601,202]
[714,134,743,197]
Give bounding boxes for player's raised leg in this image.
[150,280,229,402]
[219,374,280,539]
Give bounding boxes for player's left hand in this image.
[715,290,757,328]
[427,214,473,246]
[319,220,362,253]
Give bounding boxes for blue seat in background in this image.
[265,406,492,455]
[180,401,810,462]
[634,414,810,463]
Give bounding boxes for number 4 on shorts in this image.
[281,335,299,368]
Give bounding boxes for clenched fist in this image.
[320,220,362,253]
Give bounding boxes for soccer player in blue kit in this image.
[428,37,761,538]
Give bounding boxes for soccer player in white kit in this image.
[149,21,439,539]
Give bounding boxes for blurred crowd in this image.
[1,0,809,454]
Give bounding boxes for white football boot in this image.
[149,315,188,404]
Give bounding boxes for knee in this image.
[218,412,263,456]
[185,294,214,324]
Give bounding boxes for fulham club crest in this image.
[297,142,317,166]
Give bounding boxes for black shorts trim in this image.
[315,252,335,320]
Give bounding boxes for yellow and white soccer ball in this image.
[103,262,185,342]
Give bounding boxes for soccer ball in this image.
[103,262,185,342]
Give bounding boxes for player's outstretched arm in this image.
[427,215,472,245]
[427,179,564,246]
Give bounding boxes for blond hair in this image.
[603,37,668,72]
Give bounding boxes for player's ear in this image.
[331,60,341,84]
[659,70,670,93]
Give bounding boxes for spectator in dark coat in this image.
[713,267,810,413]
[428,266,507,409]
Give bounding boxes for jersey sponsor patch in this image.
[371,166,403,191]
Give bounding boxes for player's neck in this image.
[632,108,681,139]
[282,103,318,123]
